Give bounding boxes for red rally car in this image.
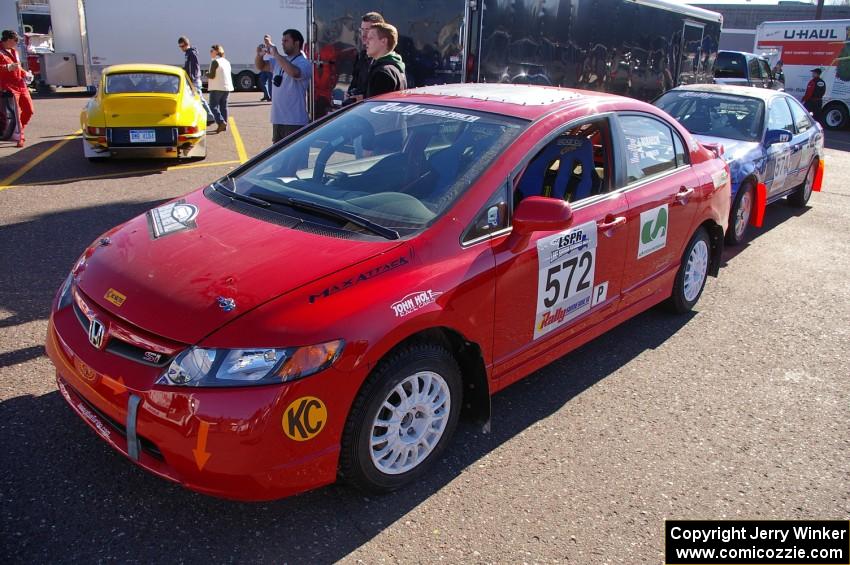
[46,84,731,501]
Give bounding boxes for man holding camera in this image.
[255,29,312,143]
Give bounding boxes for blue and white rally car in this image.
[654,84,824,245]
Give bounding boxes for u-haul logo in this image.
[782,28,839,40]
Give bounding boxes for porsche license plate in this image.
[130,129,156,143]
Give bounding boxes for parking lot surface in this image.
[1,91,848,564]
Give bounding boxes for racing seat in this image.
[516,135,600,203]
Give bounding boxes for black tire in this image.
[725,181,754,246]
[788,160,817,208]
[339,342,463,493]
[822,103,848,130]
[666,227,711,314]
[234,71,256,92]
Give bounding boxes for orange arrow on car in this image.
[101,375,126,395]
[192,420,211,471]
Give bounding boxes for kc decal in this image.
[283,396,327,441]
[638,204,668,259]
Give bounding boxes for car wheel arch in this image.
[362,326,491,427]
[699,219,724,277]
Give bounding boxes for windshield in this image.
[228,101,527,236]
[106,72,180,94]
[713,52,747,79]
[654,91,765,142]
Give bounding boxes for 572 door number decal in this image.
[535,221,604,339]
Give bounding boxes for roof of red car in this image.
[383,84,628,121]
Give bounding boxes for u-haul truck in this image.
[756,19,850,129]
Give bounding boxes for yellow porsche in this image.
[81,64,207,160]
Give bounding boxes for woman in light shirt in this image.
[207,44,234,133]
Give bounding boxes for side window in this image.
[514,119,612,206]
[673,130,689,166]
[748,57,762,80]
[463,184,509,243]
[619,115,678,184]
[786,97,812,133]
[767,99,794,132]
[759,59,772,80]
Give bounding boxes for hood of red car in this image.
[75,188,401,344]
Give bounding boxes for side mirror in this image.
[512,196,573,236]
[765,128,793,146]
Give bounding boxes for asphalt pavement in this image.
[0,90,848,564]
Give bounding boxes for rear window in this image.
[654,90,765,142]
[106,72,180,94]
[714,52,747,79]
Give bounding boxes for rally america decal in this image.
[638,204,668,259]
[147,200,199,239]
[534,221,598,340]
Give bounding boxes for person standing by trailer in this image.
[178,35,214,124]
[364,23,406,98]
[207,44,233,133]
[255,29,312,143]
[345,11,384,104]
[258,34,274,102]
[802,67,826,123]
[0,30,34,147]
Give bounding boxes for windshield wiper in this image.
[249,193,400,240]
[212,179,271,208]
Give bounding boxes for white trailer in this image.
[756,19,850,129]
[46,0,309,91]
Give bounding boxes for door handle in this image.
[598,216,626,231]
[674,186,695,204]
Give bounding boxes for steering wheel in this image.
[311,114,375,183]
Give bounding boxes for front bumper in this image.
[45,308,347,501]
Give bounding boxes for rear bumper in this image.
[45,312,343,501]
[82,132,206,159]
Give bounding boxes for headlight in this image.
[156,340,344,387]
[57,273,74,310]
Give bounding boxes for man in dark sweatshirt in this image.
[346,11,384,104]
[364,23,407,98]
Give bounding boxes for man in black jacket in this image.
[346,12,384,104]
[178,36,213,123]
[364,23,407,98]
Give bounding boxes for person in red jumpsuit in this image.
[801,67,826,124]
[0,30,34,147]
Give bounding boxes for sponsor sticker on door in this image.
[638,204,668,259]
[534,221,597,340]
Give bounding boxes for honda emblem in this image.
[88,318,106,349]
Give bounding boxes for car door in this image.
[491,116,629,385]
[764,97,796,198]
[747,56,766,88]
[615,113,701,312]
[786,96,817,188]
